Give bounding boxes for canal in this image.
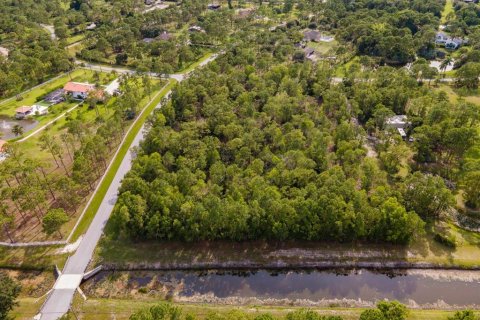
[82,269,480,308]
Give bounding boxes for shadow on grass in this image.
[0,245,68,270]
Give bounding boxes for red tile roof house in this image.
[64,82,96,100]
[15,106,33,119]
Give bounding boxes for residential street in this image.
[37,53,220,320]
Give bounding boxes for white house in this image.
[386,115,409,129]
[64,82,95,100]
[31,104,49,116]
[386,115,410,139]
[435,32,450,44]
[188,25,205,33]
[436,32,466,50]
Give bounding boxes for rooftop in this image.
[386,115,408,124]
[16,106,32,114]
[304,30,321,41]
[64,82,95,93]
[0,46,8,57]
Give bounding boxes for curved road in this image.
[37,53,220,320]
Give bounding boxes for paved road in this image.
[37,52,220,320]
[77,52,222,82]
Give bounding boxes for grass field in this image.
[66,33,85,45]
[435,84,480,105]
[441,0,454,24]
[60,297,479,320]
[70,79,176,242]
[308,40,338,55]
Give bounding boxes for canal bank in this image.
[80,269,480,309]
[93,230,480,272]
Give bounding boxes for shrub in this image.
[434,232,457,248]
[138,287,148,294]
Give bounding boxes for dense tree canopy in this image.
[110,30,433,244]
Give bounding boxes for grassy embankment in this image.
[35,298,476,320]
[70,79,176,242]
[5,270,55,319]
[93,219,480,270]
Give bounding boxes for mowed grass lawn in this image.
[66,33,85,45]
[435,84,480,105]
[441,0,454,24]
[308,39,338,55]
[65,298,479,320]
[0,69,116,139]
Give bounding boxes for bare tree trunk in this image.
[4,226,14,243]
[40,168,56,200]
[59,156,70,177]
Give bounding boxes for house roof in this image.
[304,30,321,41]
[188,25,205,32]
[208,3,221,9]
[143,38,155,43]
[386,115,408,125]
[64,82,95,93]
[16,106,32,113]
[0,46,8,57]
[86,22,97,30]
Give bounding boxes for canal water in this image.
[85,269,480,308]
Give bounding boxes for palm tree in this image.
[440,56,453,78]
[11,125,23,137]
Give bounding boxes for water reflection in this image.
[0,115,38,140]
[89,269,480,306]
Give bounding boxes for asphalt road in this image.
[38,91,168,320]
[37,53,220,320]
